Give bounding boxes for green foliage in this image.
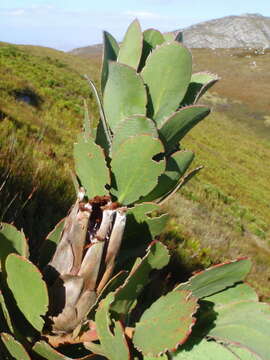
[1,19,269,360]
[133,290,198,356]
[117,19,142,70]
[175,257,252,298]
[141,42,192,126]
[110,135,165,204]
[1,333,31,360]
[110,241,170,316]
[103,62,147,132]
[85,293,130,360]
[0,223,29,266]
[101,31,119,94]
[5,254,49,331]
[74,136,110,198]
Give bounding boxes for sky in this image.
[1,0,270,51]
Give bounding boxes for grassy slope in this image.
[0,43,269,298]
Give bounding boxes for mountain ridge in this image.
[70,13,270,55]
[178,13,270,48]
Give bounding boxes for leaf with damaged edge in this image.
[133,290,198,357]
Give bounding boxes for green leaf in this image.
[163,32,175,41]
[74,136,110,198]
[225,345,262,360]
[159,105,210,151]
[171,338,260,359]
[133,290,198,357]
[112,115,158,154]
[0,223,29,266]
[119,203,168,264]
[141,150,194,202]
[110,241,170,316]
[82,99,93,139]
[86,293,130,360]
[142,42,192,127]
[0,291,14,333]
[5,254,49,332]
[39,218,65,268]
[127,203,168,238]
[117,19,142,70]
[175,258,252,298]
[174,31,183,43]
[110,135,165,205]
[204,283,258,304]
[88,270,128,318]
[1,333,30,360]
[204,283,270,360]
[181,72,219,106]
[32,341,75,360]
[103,62,147,132]
[101,30,119,94]
[85,76,112,151]
[139,28,165,71]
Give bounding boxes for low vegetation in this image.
[0,41,269,299]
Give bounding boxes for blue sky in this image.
[1,0,269,51]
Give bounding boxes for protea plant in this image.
[0,20,269,360]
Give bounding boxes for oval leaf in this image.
[101,31,119,94]
[141,150,194,202]
[117,19,142,70]
[181,72,219,106]
[0,291,14,333]
[171,338,260,359]
[103,62,147,131]
[159,105,210,151]
[0,223,29,265]
[139,28,165,71]
[133,290,198,357]
[1,333,31,360]
[32,341,74,360]
[74,136,110,198]
[6,254,49,331]
[110,135,165,205]
[175,258,252,298]
[142,42,192,127]
[112,115,158,154]
[204,284,270,360]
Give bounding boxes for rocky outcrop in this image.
[178,14,270,48]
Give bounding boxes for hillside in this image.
[0,42,270,299]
